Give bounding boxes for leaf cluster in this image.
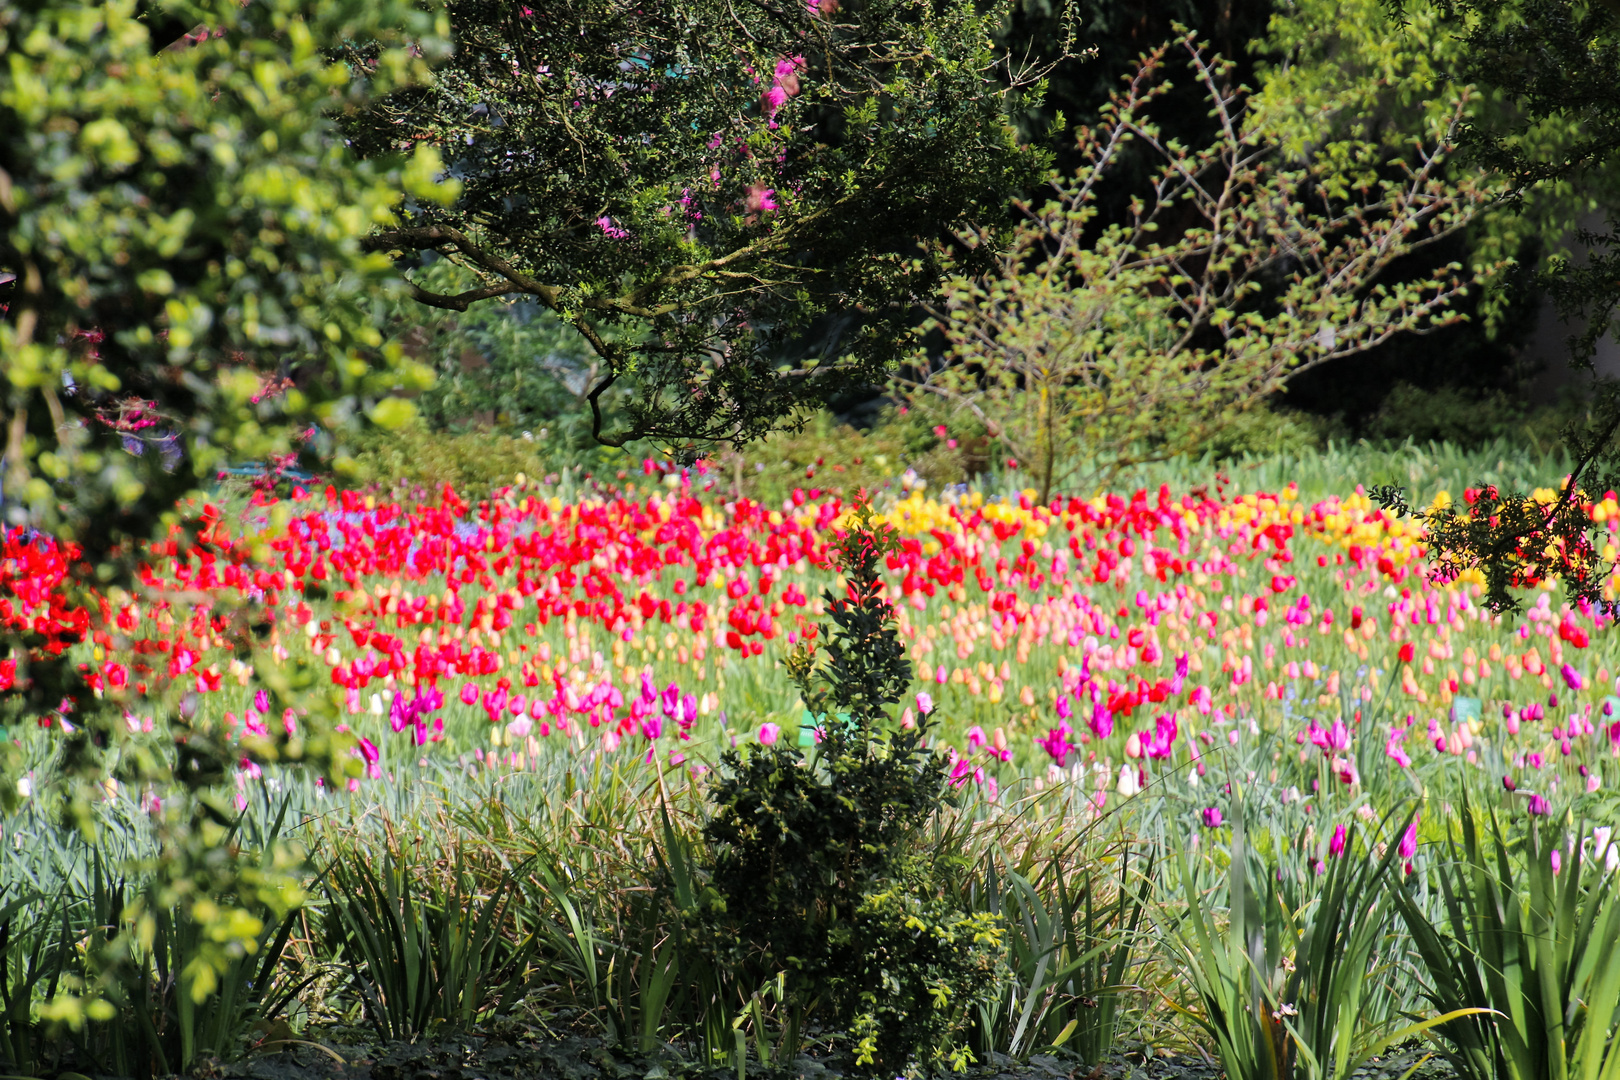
[698,503,1005,1072]
[1374,378,1620,614]
[0,0,452,1010]
[1392,798,1620,1080]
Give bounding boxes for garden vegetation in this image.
[5,0,1620,1076]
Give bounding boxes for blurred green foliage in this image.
[385,259,638,440]
[0,0,454,1022]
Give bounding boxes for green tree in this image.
[897,35,1493,501]
[383,258,633,439]
[347,0,1057,453]
[702,504,1004,1072]
[1259,0,1620,331]
[0,0,454,1008]
[1363,0,1620,612]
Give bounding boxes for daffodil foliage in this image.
[899,34,1493,503]
[347,0,1052,452]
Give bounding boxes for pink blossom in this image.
[916,691,934,715]
[1385,727,1412,768]
[1142,713,1178,759]
[1089,702,1114,739]
[744,185,778,218]
[1399,820,1419,860]
[758,722,780,745]
[1329,824,1347,858]
[1201,807,1224,828]
[1037,722,1073,767]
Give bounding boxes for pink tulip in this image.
[1399,821,1419,860]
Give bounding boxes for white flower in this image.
[1117,765,1140,796]
[17,777,32,798]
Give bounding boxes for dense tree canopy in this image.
[349,0,1055,453]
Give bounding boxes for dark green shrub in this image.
[699,503,1005,1073]
[1365,383,1534,447]
[1192,404,1334,461]
[698,408,970,506]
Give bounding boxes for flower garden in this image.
[5,452,1620,1080]
[28,468,1617,808]
[8,0,1620,1071]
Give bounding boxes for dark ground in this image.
[195,1030,1458,1080]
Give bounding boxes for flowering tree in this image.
[895,35,1495,502]
[349,0,1057,452]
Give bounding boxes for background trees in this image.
[897,36,1491,502]
[346,0,1056,452]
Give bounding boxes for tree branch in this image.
[404,280,527,311]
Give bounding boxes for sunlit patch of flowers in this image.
[6,464,1620,822]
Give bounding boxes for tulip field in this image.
[7,448,1620,1076]
[13,461,1618,821]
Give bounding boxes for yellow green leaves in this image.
[0,0,453,1030]
[80,117,138,170]
[399,144,459,207]
[369,397,417,430]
